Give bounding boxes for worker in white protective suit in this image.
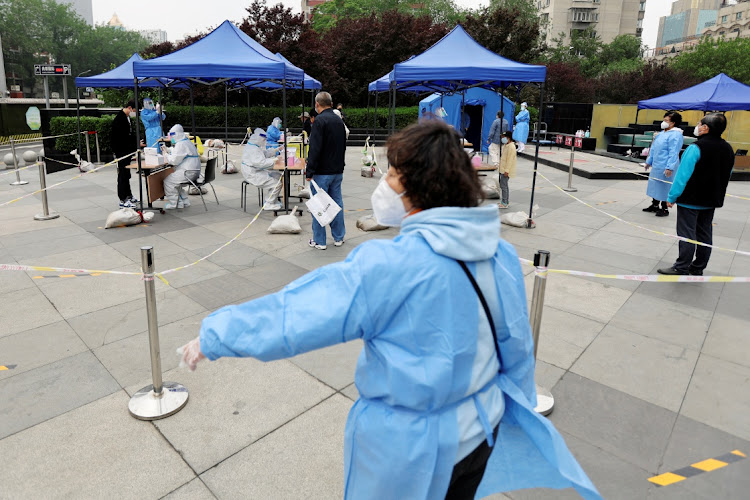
[162,124,201,209]
[241,128,283,210]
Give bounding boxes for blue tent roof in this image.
[133,20,304,85]
[389,25,546,91]
[638,73,750,112]
[75,53,173,88]
[368,71,434,93]
[251,54,321,91]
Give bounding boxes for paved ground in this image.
[1,143,749,499]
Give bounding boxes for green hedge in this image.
[51,115,116,154]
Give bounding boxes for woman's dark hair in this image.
[664,111,682,125]
[386,121,483,209]
[701,113,727,136]
[503,131,513,140]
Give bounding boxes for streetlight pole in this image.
[76,70,91,155]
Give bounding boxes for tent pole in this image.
[134,78,144,212]
[632,108,639,148]
[190,84,196,137]
[527,82,545,230]
[158,87,163,142]
[224,83,228,144]
[282,78,288,168]
[374,92,379,145]
[461,91,466,138]
[366,91,371,139]
[247,88,251,126]
[76,86,81,155]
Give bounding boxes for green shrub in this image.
[51,115,116,154]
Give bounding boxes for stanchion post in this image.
[9,137,29,186]
[529,250,555,416]
[34,155,59,221]
[128,246,189,420]
[564,139,577,193]
[84,131,92,164]
[94,131,101,164]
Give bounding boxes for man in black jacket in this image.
[110,100,143,208]
[306,91,347,250]
[658,113,734,276]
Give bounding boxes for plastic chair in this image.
[240,181,264,212]
[180,157,219,212]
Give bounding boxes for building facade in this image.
[536,0,645,45]
[702,0,750,38]
[56,0,93,25]
[301,0,329,21]
[138,30,169,45]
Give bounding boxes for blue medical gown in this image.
[140,109,165,149]
[199,206,601,500]
[266,124,281,147]
[646,128,683,201]
[512,109,530,143]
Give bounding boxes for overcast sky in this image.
[93,0,675,49]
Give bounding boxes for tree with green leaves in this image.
[0,0,147,97]
[670,36,750,83]
[311,0,466,31]
[462,2,545,64]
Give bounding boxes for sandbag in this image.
[221,159,238,174]
[356,214,388,232]
[105,208,154,229]
[481,177,500,199]
[189,186,208,195]
[267,206,302,234]
[500,204,537,228]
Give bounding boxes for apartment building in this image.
[702,0,750,38]
[536,0,645,45]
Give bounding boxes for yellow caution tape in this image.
[0,162,41,176]
[536,171,750,258]
[0,263,140,277]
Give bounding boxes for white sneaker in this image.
[120,199,136,209]
[308,239,326,250]
[164,202,178,210]
[177,197,190,208]
[334,239,345,247]
[263,201,282,211]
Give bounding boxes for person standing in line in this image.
[140,98,165,149]
[336,103,345,123]
[512,102,530,153]
[487,111,506,169]
[658,113,734,276]
[110,100,144,208]
[498,131,517,209]
[643,111,684,217]
[306,91,347,250]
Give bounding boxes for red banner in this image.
[574,137,583,148]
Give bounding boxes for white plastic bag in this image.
[356,214,388,232]
[221,159,238,174]
[267,206,302,234]
[305,179,341,227]
[70,149,95,172]
[293,183,311,199]
[481,177,500,199]
[105,208,154,229]
[500,204,537,228]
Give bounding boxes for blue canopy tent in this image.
[637,73,750,112]
[373,24,547,227]
[419,88,515,153]
[367,70,435,136]
[131,20,309,213]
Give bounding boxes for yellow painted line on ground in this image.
[648,451,745,486]
[0,365,17,371]
[59,274,76,278]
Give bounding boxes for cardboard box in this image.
[145,154,166,167]
[734,155,750,170]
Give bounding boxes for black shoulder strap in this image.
[457,260,503,368]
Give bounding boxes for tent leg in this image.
[134,78,145,212]
[190,85,196,137]
[282,80,290,214]
[632,108,639,148]
[158,87,163,142]
[225,83,228,144]
[76,87,81,155]
[527,82,545,230]
[246,88,251,126]
[366,91,371,140]
[374,92,378,144]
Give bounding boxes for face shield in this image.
[249,128,268,148]
[169,124,186,144]
[143,98,155,110]
[272,117,282,129]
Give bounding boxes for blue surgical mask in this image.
[501,138,509,144]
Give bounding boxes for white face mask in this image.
[661,121,670,130]
[129,111,136,118]
[371,176,407,227]
[694,124,703,136]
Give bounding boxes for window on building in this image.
[721,15,728,23]
[541,13,549,23]
[737,12,742,21]
[637,19,643,28]
[639,2,646,12]
[720,31,725,35]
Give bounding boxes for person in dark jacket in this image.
[305,91,347,250]
[658,113,734,276]
[110,100,143,208]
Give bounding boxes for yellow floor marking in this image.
[0,366,7,371]
[90,273,102,277]
[732,450,747,457]
[648,472,686,486]
[691,458,728,472]
[59,274,76,278]
[32,276,44,279]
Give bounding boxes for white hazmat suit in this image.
[241,128,282,210]
[163,124,201,209]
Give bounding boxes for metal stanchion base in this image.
[10,180,29,185]
[34,213,60,221]
[128,382,189,420]
[535,384,555,416]
[563,187,578,192]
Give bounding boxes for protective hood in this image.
[272,117,282,128]
[143,98,155,110]
[249,127,267,148]
[169,124,186,142]
[521,102,528,109]
[400,205,500,261]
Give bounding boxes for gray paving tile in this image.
[108,233,190,259]
[713,279,750,321]
[192,242,265,273]
[537,210,611,230]
[0,265,36,295]
[177,273,267,310]
[290,339,363,390]
[0,286,64,338]
[578,230,675,262]
[237,260,309,290]
[0,391,195,499]
[17,243,133,271]
[701,313,750,369]
[340,382,359,401]
[681,354,750,441]
[500,231,576,256]
[0,224,88,247]
[160,226,230,252]
[0,321,88,381]
[536,306,605,370]
[201,394,349,499]
[0,351,120,439]
[637,275,723,314]
[94,312,208,389]
[4,232,105,260]
[562,243,660,274]
[609,293,712,350]
[571,325,699,412]
[147,358,335,474]
[163,478,216,500]
[0,214,78,237]
[548,373,676,472]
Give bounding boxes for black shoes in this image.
[642,204,659,212]
[688,269,703,276]
[655,209,669,217]
[657,267,687,275]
